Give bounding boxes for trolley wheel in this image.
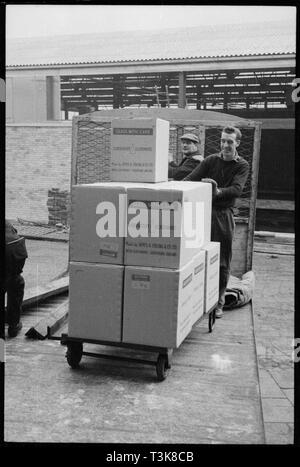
[208,309,216,333]
[156,354,169,382]
[66,341,83,369]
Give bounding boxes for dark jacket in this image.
[5,221,28,277]
[184,152,249,209]
[168,154,203,180]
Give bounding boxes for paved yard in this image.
[4,237,295,445]
[252,249,294,444]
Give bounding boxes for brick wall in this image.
[6,123,72,223]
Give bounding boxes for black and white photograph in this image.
[2,4,298,448]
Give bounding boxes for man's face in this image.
[220,131,240,160]
[181,139,198,156]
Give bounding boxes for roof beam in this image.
[6,55,295,77]
[60,76,295,92]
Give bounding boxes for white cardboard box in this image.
[68,261,124,342]
[110,118,169,182]
[125,181,212,269]
[202,242,220,313]
[70,182,157,265]
[191,250,206,325]
[122,260,195,348]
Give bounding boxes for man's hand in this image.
[201,178,219,196]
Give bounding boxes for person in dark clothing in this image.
[5,220,28,337]
[184,126,249,318]
[168,133,203,180]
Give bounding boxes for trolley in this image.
[59,304,217,381]
[61,109,260,382]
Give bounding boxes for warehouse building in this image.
[6,20,296,223]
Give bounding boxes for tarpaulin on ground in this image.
[224,271,255,310]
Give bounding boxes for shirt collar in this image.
[219,151,240,162]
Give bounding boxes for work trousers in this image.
[5,259,25,327]
[211,207,235,310]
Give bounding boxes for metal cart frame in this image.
[58,303,217,382]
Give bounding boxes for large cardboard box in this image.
[68,262,124,342]
[70,182,154,264]
[202,242,220,313]
[122,260,195,348]
[110,118,169,182]
[125,181,212,269]
[191,250,206,325]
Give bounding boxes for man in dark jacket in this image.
[184,126,249,318]
[5,220,28,337]
[168,133,203,180]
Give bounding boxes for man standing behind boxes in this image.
[168,133,203,180]
[184,126,249,319]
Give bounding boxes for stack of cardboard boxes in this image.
[68,118,220,349]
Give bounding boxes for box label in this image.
[113,128,153,136]
[100,242,119,258]
[210,253,219,265]
[131,274,151,289]
[182,273,193,289]
[194,263,205,275]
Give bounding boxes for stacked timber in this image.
[47,188,70,226]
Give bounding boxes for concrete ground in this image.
[252,246,294,444]
[4,235,295,445]
[5,302,265,444]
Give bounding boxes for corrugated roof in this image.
[6,20,296,67]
